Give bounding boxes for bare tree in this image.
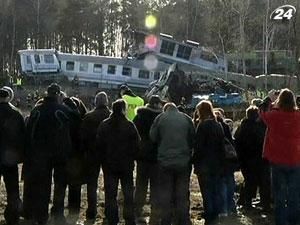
[232,0,250,85]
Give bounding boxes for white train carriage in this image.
[19,49,60,74]
[18,49,166,89]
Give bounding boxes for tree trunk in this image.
[239,15,247,87]
[10,0,16,75]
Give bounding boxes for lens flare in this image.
[145,35,158,49]
[144,55,158,71]
[145,15,157,29]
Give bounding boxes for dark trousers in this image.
[158,165,191,225]
[239,161,271,208]
[272,164,300,225]
[68,185,81,213]
[86,163,101,218]
[197,173,222,224]
[0,165,20,225]
[220,171,236,214]
[240,167,257,206]
[23,159,67,223]
[134,161,159,224]
[103,166,135,225]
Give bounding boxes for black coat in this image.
[26,97,73,163]
[133,106,161,162]
[0,102,25,166]
[81,105,110,162]
[63,97,83,153]
[97,113,140,172]
[234,118,266,168]
[193,119,225,175]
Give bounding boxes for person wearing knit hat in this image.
[23,82,73,225]
[80,91,111,220]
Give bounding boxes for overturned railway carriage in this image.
[18,49,166,89]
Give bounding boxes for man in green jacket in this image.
[150,102,195,225]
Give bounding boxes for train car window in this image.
[122,67,132,76]
[44,54,54,64]
[26,55,31,64]
[93,64,102,73]
[176,45,192,60]
[80,62,88,72]
[160,40,175,56]
[66,61,75,71]
[201,51,218,64]
[34,54,40,64]
[107,65,116,75]
[138,70,150,79]
[154,72,160,80]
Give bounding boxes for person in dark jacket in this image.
[234,106,271,211]
[60,96,84,215]
[0,88,25,225]
[150,102,195,225]
[214,108,237,216]
[133,95,163,224]
[24,83,73,225]
[81,92,110,220]
[193,100,225,225]
[97,99,140,225]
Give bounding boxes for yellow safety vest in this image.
[16,78,22,86]
[122,94,144,121]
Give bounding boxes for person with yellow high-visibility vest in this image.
[119,85,144,121]
[16,76,22,90]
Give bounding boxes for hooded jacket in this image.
[133,104,162,162]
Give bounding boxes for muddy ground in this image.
[0,169,275,225]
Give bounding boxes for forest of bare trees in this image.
[0,0,300,83]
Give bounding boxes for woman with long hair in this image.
[260,88,300,225]
[193,100,225,225]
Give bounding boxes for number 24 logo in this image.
[270,5,296,21]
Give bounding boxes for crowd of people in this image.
[0,83,299,225]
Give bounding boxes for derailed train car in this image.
[18,49,166,89]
